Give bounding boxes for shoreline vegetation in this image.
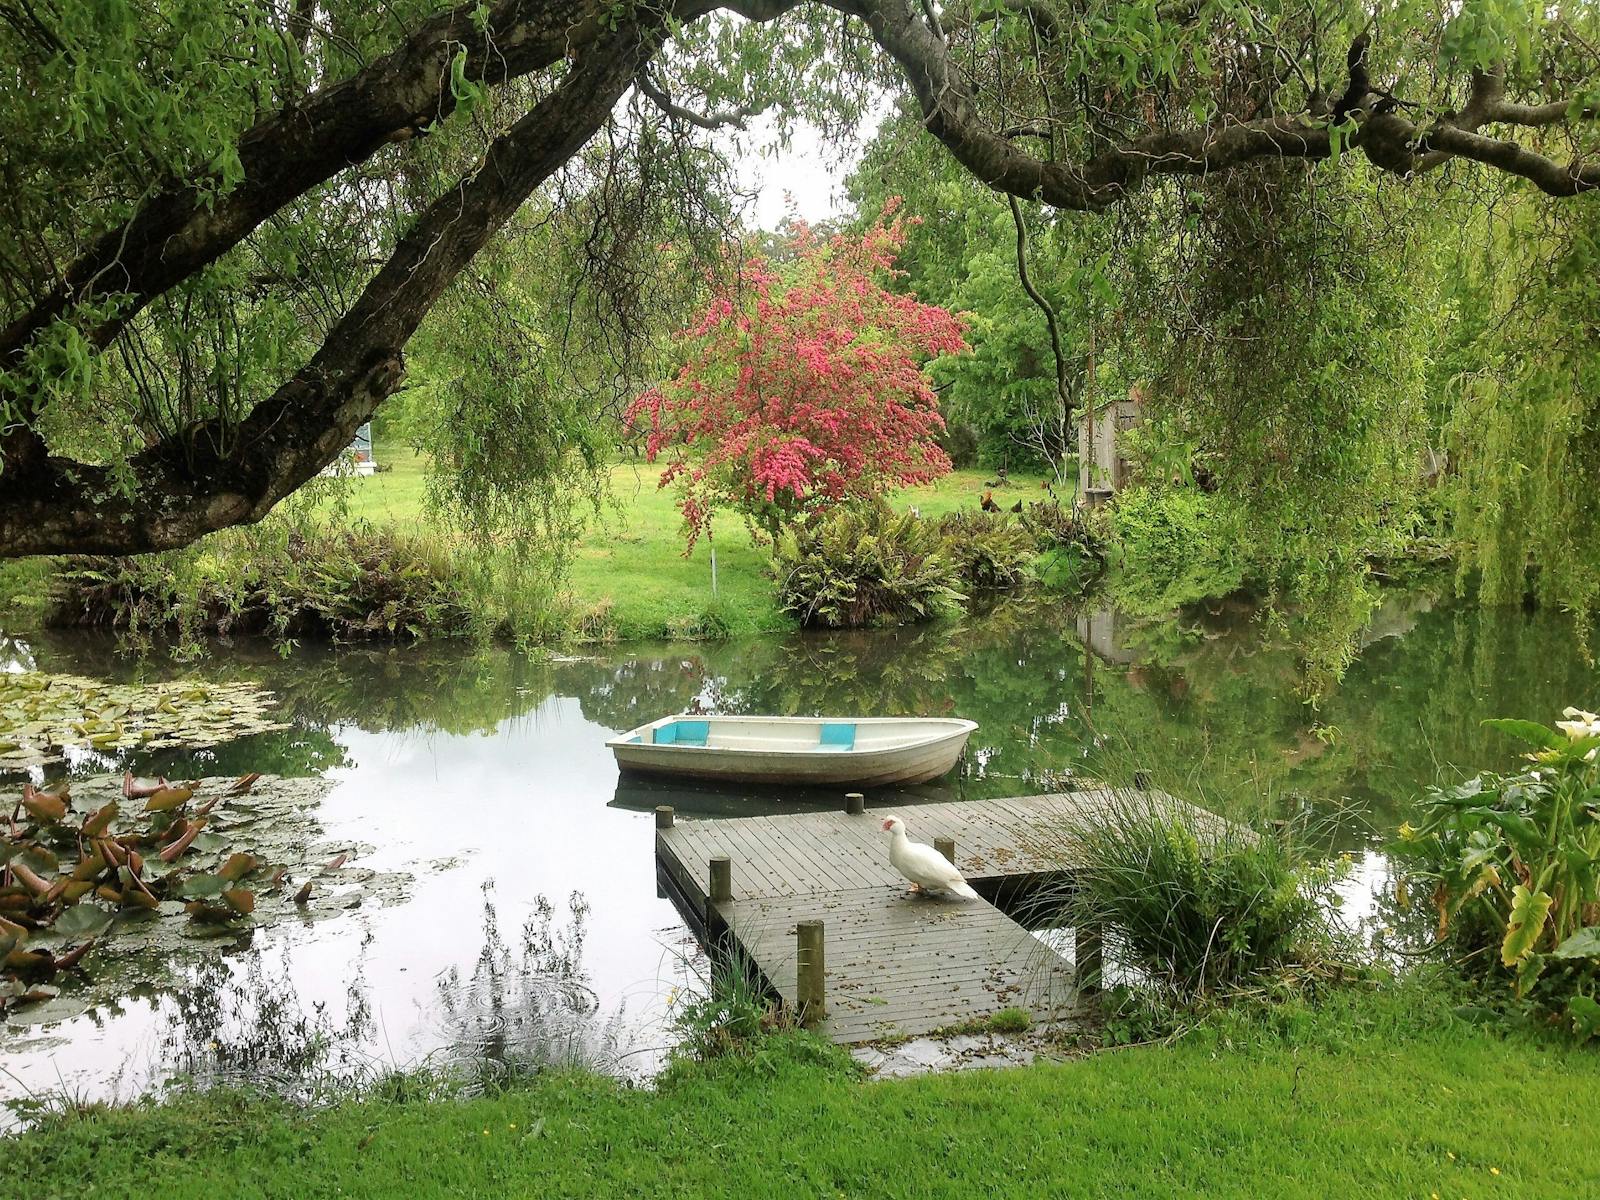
[2,446,1090,649]
[13,979,1600,1197]
[0,442,1445,656]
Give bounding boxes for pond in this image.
[2,581,1597,1116]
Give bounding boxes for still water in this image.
[1,584,1596,1114]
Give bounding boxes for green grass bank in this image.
[334,448,1055,641]
[0,448,1059,645]
[14,984,1598,1198]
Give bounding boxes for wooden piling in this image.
[844,792,865,814]
[654,805,675,829]
[709,856,732,904]
[796,919,825,1028]
[1075,922,1103,993]
[934,836,956,864]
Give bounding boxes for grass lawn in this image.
[330,446,1054,640]
[14,986,1597,1198]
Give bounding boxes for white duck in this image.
[881,816,979,900]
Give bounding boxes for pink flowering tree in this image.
[627,203,969,548]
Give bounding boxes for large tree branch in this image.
[836,0,1597,209]
[835,0,1336,209]
[0,21,665,557]
[0,0,607,375]
[636,69,767,130]
[1419,123,1600,195]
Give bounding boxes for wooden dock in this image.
[655,791,1160,1044]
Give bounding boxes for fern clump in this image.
[771,502,965,629]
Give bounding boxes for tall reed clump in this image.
[1033,790,1346,1002]
[771,500,965,628]
[668,950,794,1062]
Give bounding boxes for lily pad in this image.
[0,672,290,771]
[54,904,115,940]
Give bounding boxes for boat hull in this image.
[607,716,975,788]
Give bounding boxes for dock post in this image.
[844,792,865,815]
[934,836,956,864]
[1075,922,1103,993]
[796,920,825,1028]
[654,805,675,829]
[709,857,732,905]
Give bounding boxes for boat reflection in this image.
[609,775,959,818]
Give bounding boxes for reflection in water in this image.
[9,585,1600,830]
[158,942,376,1104]
[2,583,1597,1114]
[425,886,638,1088]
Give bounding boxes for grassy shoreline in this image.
[13,983,1598,1197]
[351,449,1056,641]
[2,449,1061,645]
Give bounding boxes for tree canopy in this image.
[628,207,964,545]
[0,0,1596,558]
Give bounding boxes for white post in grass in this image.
[709,525,718,600]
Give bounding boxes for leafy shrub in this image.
[935,510,1037,590]
[1020,498,1107,592]
[1394,707,1600,1038]
[771,501,965,628]
[1034,791,1343,1000]
[1103,485,1247,613]
[51,525,476,642]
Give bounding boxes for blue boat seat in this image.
[820,722,856,751]
[655,720,709,747]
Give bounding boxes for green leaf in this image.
[1501,884,1553,966]
[1451,1004,1501,1026]
[179,873,227,899]
[1569,995,1600,1042]
[54,903,114,940]
[1550,927,1600,960]
[1482,718,1563,750]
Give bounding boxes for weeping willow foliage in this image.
[0,0,442,486]
[1115,163,1446,682]
[1444,200,1600,638]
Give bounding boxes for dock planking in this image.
[655,789,1207,1044]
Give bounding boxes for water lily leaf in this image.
[218,853,258,882]
[81,801,119,838]
[21,787,68,824]
[221,888,255,915]
[227,772,262,796]
[16,844,59,875]
[143,787,194,813]
[184,900,239,924]
[179,874,227,899]
[1502,884,1554,967]
[54,903,115,940]
[1551,927,1600,961]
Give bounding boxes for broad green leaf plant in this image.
[1397,706,1600,1036]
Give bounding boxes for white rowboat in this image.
[606,715,978,787]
